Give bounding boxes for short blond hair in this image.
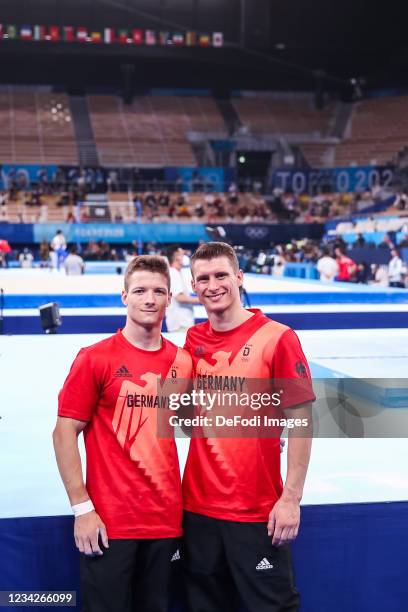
[124,255,170,291]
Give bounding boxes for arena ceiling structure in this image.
[0,0,406,95]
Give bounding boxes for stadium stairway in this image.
[215,97,242,135]
[69,96,99,166]
[330,101,353,139]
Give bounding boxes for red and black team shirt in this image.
[183,309,315,523]
[58,330,192,539]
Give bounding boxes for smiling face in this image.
[191,256,243,316]
[122,270,171,329]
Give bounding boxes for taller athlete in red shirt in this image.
[53,255,192,612]
[182,242,314,612]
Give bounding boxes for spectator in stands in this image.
[158,193,170,209]
[388,249,406,288]
[237,203,250,221]
[0,192,9,222]
[227,205,237,220]
[98,241,111,261]
[166,245,200,333]
[378,233,395,249]
[372,264,388,286]
[83,241,100,261]
[33,188,43,207]
[213,196,226,218]
[317,247,339,282]
[64,246,85,276]
[57,191,70,207]
[0,191,7,207]
[107,170,119,192]
[66,211,76,223]
[334,247,357,282]
[145,193,158,212]
[354,233,366,247]
[133,195,142,220]
[395,192,407,211]
[194,202,205,218]
[228,183,239,205]
[77,170,87,197]
[39,240,51,268]
[253,200,269,221]
[19,248,34,269]
[271,246,286,276]
[399,234,408,248]
[356,262,371,284]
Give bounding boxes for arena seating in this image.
[2,87,408,170]
[0,87,78,165]
[233,93,336,137]
[299,142,335,167]
[334,96,408,166]
[88,94,226,167]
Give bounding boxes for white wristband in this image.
[72,500,95,517]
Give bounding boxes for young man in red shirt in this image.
[335,246,357,282]
[182,242,315,612]
[53,255,192,612]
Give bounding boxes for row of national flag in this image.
[0,24,224,47]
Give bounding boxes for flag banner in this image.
[199,34,211,47]
[76,27,87,42]
[145,30,156,45]
[186,31,196,46]
[159,31,169,46]
[172,32,185,46]
[0,23,221,50]
[104,27,115,43]
[91,31,102,43]
[132,28,143,44]
[213,32,223,47]
[118,29,128,44]
[7,25,17,39]
[20,25,33,40]
[49,26,60,42]
[34,25,46,41]
[63,26,74,42]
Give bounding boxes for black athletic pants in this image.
[80,538,180,612]
[182,511,300,612]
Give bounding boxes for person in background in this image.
[19,247,34,269]
[317,247,338,282]
[372,264,389,287]
[388,249,406,288]
[39,240,51,268]
[334,247,357,282]
[64,246,85,276]
[50,229,67,269]
[166,245,200,333]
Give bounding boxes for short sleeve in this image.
[183,330,192,354]
[58,349,100,421]
[272,329,315,409]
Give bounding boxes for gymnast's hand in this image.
[74,511,109,556]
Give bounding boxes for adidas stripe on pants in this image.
[182,511,300,612]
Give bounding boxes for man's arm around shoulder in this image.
[53,417,109,556]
